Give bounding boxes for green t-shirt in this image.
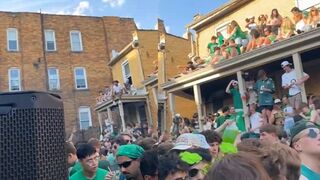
[230,88,243,109]
[207,42,218,55]
[216,115,226,128]
[69,168,108,180]
[70,162,82,176]
[300,164,320,180]
[231,26,247,40]
[218,35,224,46]
[254,78,275,106]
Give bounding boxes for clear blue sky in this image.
[0,0,229,36]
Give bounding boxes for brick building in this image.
[0,11,137,136]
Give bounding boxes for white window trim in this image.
[215,20,231,34]
[70,30,83,52]
[45,29,57,51]
[74,67,88,90]
[78,106,92,130]
[8,67,21,92]
[48,67,60,90]
[7,28,19,51]
[121,60,131,82]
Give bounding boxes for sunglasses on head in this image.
[304,128,319,139]
[118,159,136,168]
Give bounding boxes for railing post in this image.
[237,71,249,131]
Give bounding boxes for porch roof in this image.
[161,28,320,93]
[94,95,148,111]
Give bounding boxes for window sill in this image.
[48,89,62,93]
[71,51,84,53]
[7,50,19,53]
[75,88,89,91]
[46,50,57,53]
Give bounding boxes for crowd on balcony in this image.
[96,79,138,104]
[178,6,320,75]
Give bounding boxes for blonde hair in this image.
[281,17,295,35]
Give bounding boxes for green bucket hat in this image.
[117,144,144,159]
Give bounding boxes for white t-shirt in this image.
[113,84,122,94]
[296,19,306,32]
[250,112,261,133]
[282,69,307,96]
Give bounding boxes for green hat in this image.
[117,144,144,159]
[290,121,318,145]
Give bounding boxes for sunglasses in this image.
[294,128,320,142]
[189,168,200,177]
[125,139,133,144]
[118,159,136,168]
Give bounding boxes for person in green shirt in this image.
[69,143,108,180]
[216,32,224,47]
[229,20,248,53]
[290,121,320,180]
[207,36,219,56]
[216,106,231,128]
[254,69,275,123]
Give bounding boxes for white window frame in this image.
[78,106,92,130]
[74,67,88,90]
[296,0,320,10]
[121,60,131,83]
[70,30,83,52]
[8,67,21,92]
[44,29,57,51]
[215,21,231,39]
[7,28,19,51]
[48,67,60,90]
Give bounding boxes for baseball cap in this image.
[274,99,281,104]
[172,133,210,150]
[290,121,318,145]
[281,61,292,68]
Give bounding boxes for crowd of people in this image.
[70,6,320,180]
[178,6,320,75]
[96,79,138,105]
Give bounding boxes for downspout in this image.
[40,12,49,91]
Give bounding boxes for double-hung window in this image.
[8,68,21,91]
[45,30,57,51]
[7,28,19,51]
[48,68,60,90]
[79,107,92,129]
[74,67,88,89]
[70,31,83,52]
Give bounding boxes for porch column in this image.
[118,102,126,132]
[193,84,204,131]
[168,93,175,118]
[107,107,113,123]
[97,112,103,140]
[237,71,249,131]
[292,53,308,103]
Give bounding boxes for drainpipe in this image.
[40,11,49,91]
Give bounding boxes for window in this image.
[215,21,231,39]
[296,0,320,10]
[70,31,83,52]
[79,107,92,129]
[7,28,19,51]
[121,61,132,83]
[74,67,88,89]
[48,68,60,90]
[8,68,21,91]
[45,30,56,51]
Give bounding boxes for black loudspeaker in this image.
[0,91,68,180]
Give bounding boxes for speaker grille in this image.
[0,92,68,180]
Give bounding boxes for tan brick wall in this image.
[196,0,296,57]
[0,12,136,136]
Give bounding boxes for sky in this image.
[0,0,229,36]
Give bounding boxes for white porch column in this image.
[237,71,249,131]
[193,84,204,131]
[292,53,308,103]
[168,93,175,118]
[97,112,103,140]
[118,102,126,132]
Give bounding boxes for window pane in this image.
[47,41,55,51]
[76,79,86,88]
[79,108,91,130]
[75,69,84,76]
[10,69,19,78]
[8,30,17,40]
[45,31,54,41]
[71,32,82,51]
[9,41,17,50]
